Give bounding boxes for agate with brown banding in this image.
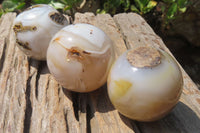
[47,23,114,92]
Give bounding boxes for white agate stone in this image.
[47,23,114,92]
[107,46,183,121]
[13,4,69,60]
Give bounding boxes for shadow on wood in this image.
[134,102,200,133]
[62,84,115,120]
[29,59,50,74]
[1,12,200,133]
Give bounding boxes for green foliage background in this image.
[0,0,190,25]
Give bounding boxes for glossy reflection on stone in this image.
[13,4,69,60]
[47,23,115,92]
[107,46,183,122]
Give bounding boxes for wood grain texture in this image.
[114,13,200,133]
[74,12,137,133]
[0,13,79,133]
[0,12,199,133]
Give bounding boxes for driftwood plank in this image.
[0,12,200,133]
[0,13,27,133]
[114,13,200,133]
[74,13,138,133]
[0,13,79,133]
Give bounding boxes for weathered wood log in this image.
[0,12,200,133]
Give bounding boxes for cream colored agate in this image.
[47,23,114,92]
[13,4,68,60]
[107,47,183,121]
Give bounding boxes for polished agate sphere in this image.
[107,46,183,121]
[47,23,114,92]
[13,4,69,60]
